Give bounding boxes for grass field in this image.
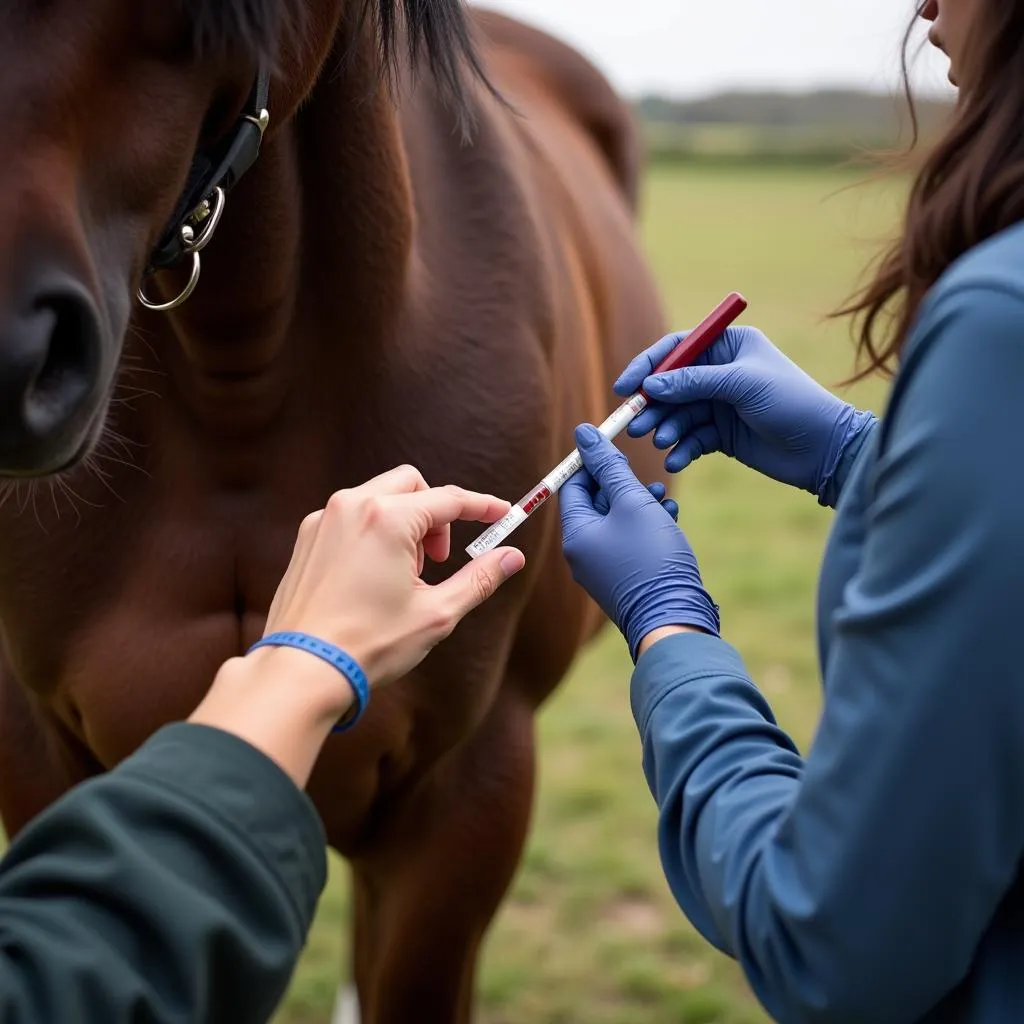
[275,164,906,1023]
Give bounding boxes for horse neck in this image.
[155,19,414,399]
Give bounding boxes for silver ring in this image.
[136,251,201,312]
[185,186,226,255]
[135,185,226,313]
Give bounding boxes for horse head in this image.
[0,0,483,478]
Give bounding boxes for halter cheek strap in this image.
[247,631,370,733]
[137,65,271,312]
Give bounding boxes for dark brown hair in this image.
[839,0,1024,380]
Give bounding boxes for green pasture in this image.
[641,121,890,168]
[277,162,905,1023]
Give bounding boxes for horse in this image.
[0,1,666,1019]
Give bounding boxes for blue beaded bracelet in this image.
[247,631,369,733]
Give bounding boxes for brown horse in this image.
[0,1,665,1019]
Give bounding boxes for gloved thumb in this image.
[613,331,690,397]
[559,467,599,535]
[574,424,644,504]
[643,364,738,405]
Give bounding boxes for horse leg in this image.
[342,689,537,1024]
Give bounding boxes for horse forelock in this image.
[180,0,306,67]
[181,0,497,131]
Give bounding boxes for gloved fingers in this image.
[648,483,680,522]
[626,399,674,438]
[596,479,669,515]
[613,331,690,397]
[665,424,722,474]
[643,363,739,405]
[644,481,679,519]
[653,405,713,450]
[574,424,647,504]
[627,367,733,439]
[613,322,753,399]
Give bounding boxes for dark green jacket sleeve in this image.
[0,722,327,1023]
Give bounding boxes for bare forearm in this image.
[189,647,354,791]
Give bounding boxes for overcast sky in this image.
[473,1,956,100]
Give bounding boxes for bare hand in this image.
[191,465,523,788]
[262,465,525,690]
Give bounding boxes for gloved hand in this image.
[560,424,719,662]
[593,479,679,521]
[614,325,876,500]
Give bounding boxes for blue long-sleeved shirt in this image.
[631,220,1024,1024]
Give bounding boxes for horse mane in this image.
[184,0,301,66]
[185,0,494,130]
[365,0,495,127]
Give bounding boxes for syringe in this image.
[465,291,747,559]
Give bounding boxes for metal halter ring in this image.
[136,186,227,313]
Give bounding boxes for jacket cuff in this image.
[630,631,752,738]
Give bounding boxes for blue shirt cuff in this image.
[630,631,753,739]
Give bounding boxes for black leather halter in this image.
[137,67,271,312]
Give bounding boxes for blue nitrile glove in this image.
[594,479,679,521]
[614,325,876,500]
[560,424,719,662]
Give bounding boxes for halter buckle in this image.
[135,67,270,314]
[136,185,226,312]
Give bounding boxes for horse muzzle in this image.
[0,263,105,477]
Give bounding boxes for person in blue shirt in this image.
[558,2,1024,1022]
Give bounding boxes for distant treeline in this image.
[633,88,956,168]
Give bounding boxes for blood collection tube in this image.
[466,291,747,558]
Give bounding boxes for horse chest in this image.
[0,481,323,768]
[0,347,554,774]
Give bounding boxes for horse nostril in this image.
[0,274,104,476]
[26,293,97,424]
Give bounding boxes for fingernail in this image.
[500,550,525,577]
[575,424,601,448]
[645,376,667,394]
